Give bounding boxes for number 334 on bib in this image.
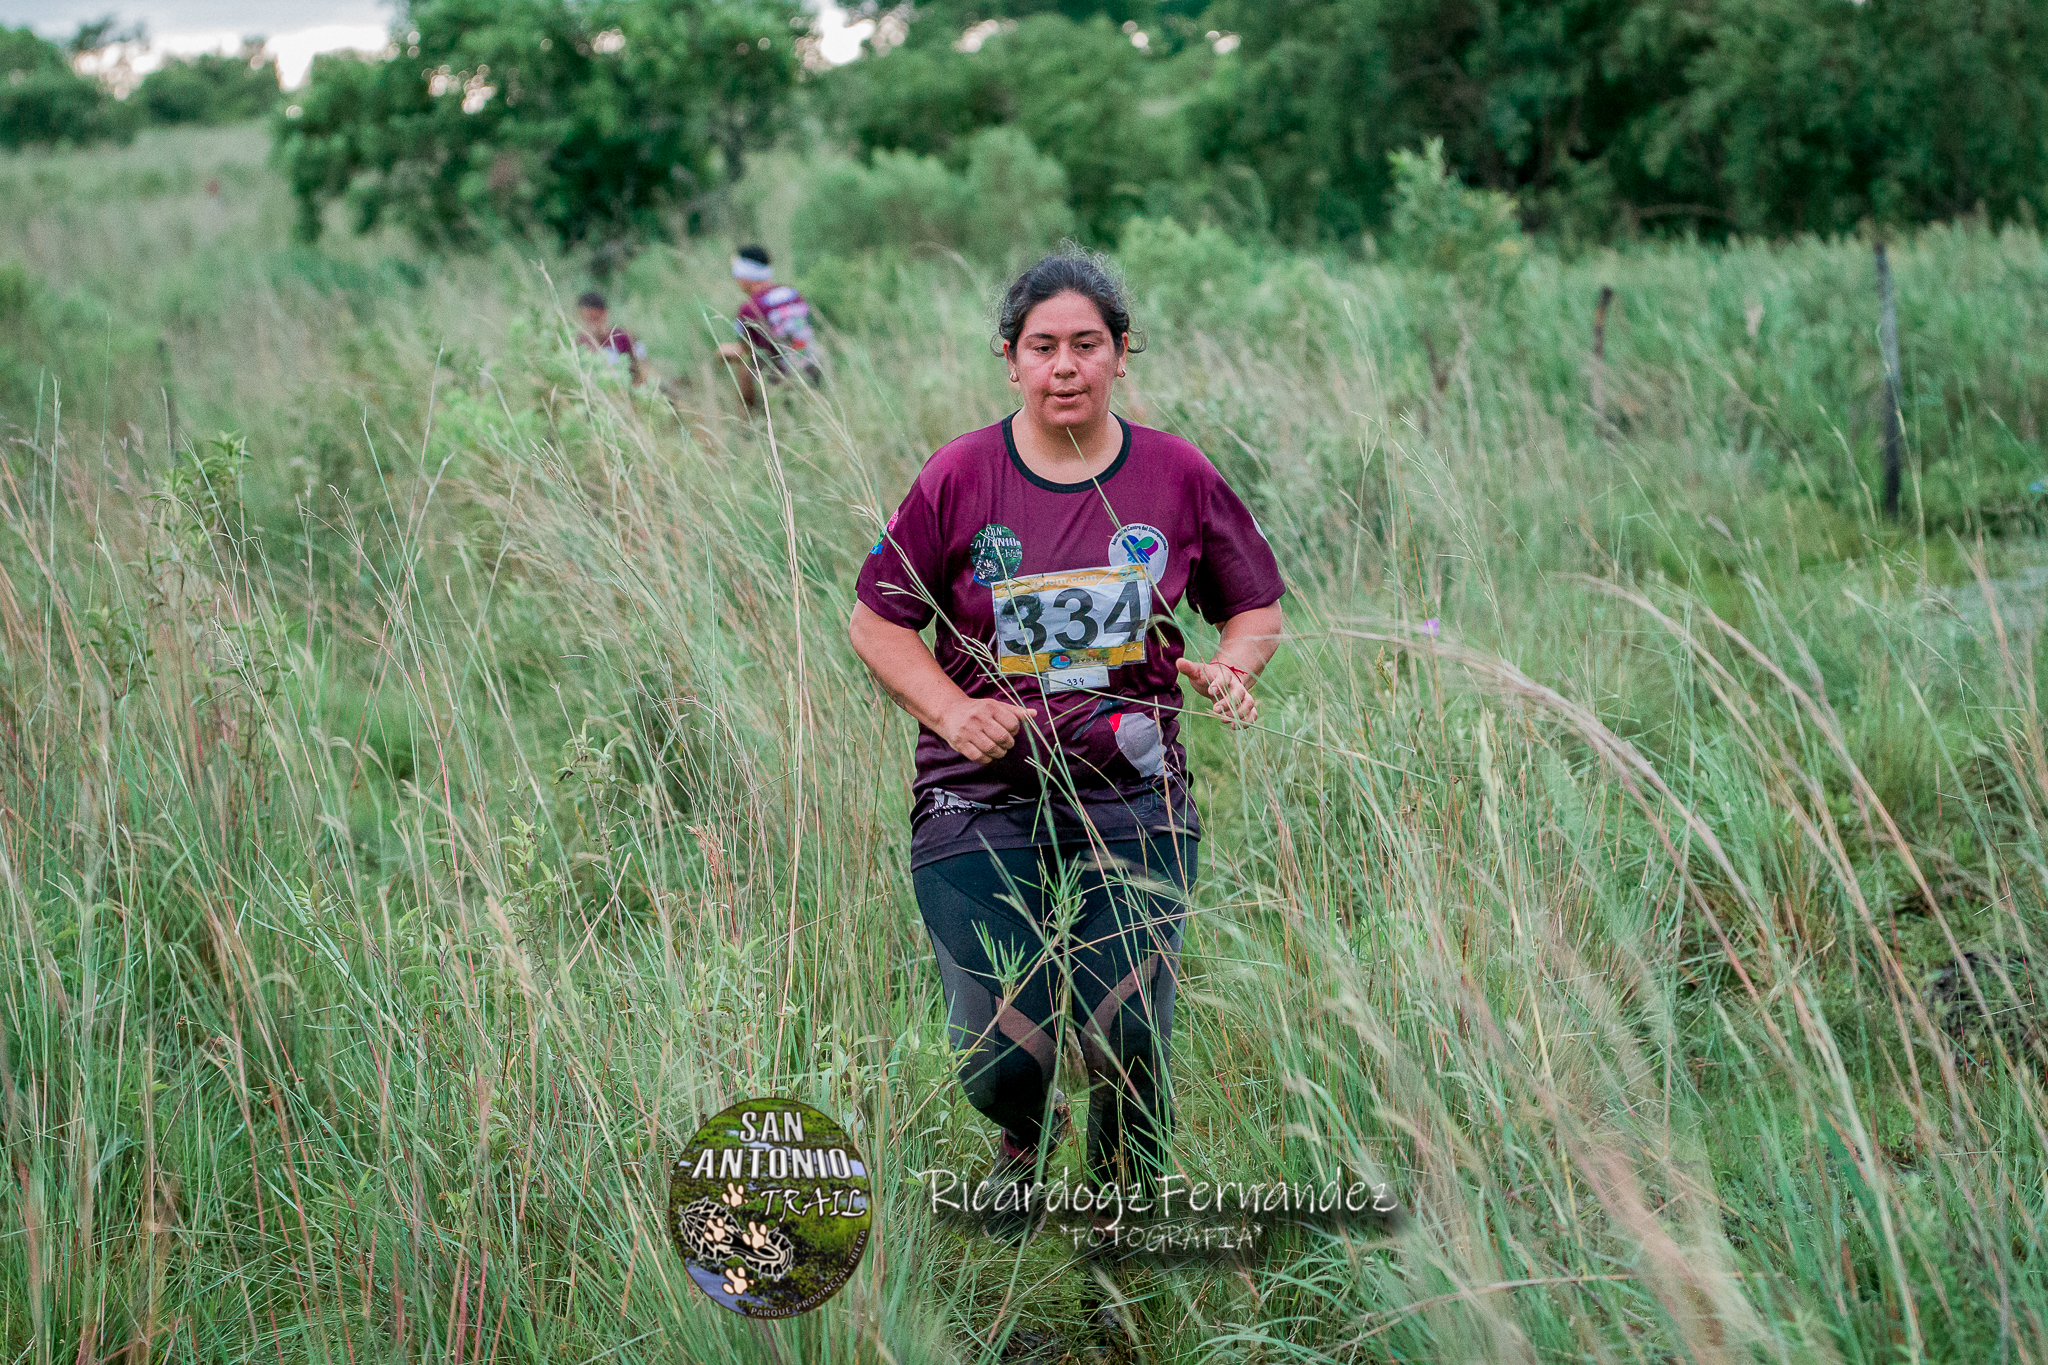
[991,563,1151,684]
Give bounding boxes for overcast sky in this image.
[6,0,870,85]
[5,0,390,34]
[3,1,394,85]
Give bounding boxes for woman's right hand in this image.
[938,698,1034,764]
[848,604,1034,764]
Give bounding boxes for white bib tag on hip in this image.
[991,563,1150,686]
[1043,666,1110,692]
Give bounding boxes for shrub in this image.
[821,13,1182,243]
[791,127,1072,267]
[791,153,973,261]
[136,45,280,126]
[959,127,1073,264]
[1385,139,1527,304]
[1115,216,1257,331]
[1116,216,1342,342]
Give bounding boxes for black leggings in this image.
[913,833,1196,1187]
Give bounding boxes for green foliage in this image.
[162,432,251,535]
[790,126,1072,265]
[1187,0,2048,243]
[794,153,974,259]
[1184,0,1664,243]
[896,0,1193,28]
[0,25,134,149]
[274,0,801,249]
[1385,139,1528,304]
[955,124,1075,258]
[820,13,1189,241]
[1636,0,2048,236]
[1117,217,1271,330]
[135,43,280,126]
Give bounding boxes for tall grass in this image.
[2,122,2046,1362]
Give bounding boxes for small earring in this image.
[1008,372,1018,382]
[1116,368,1126,377]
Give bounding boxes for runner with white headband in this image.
[717,245,821,410]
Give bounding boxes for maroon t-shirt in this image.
[855,414,1285,867]
[737,285,816,364]
[576,326,644,365]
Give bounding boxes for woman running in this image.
[849,251,1285,1237]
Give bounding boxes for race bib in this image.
[992,563,1150,690]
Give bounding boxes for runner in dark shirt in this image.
[849,252,1285,1238]
[574,290,645,386]
[718,245,821,410]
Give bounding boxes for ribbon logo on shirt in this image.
[1108,523,1169,584]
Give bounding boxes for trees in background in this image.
[0,25,135,149]
[276,0,801,250]
[819,13,1192,241]
[135,43,281,126]
[806,0,2048,248]
[1190,0,2048,243]
[880,0,1213,47]
[2,22,276,146]
[4,0,2020,251]
[1187,0,1684,242]
[809,0,1673,247]
[791,125,1074,264]
[1653,0,2048,236]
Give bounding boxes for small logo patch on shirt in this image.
[970,523,1023,584]
[928,789,992,815]
[869,510,898,555]
[1108,523,1170,584]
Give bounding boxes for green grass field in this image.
[5,122,2048,1363]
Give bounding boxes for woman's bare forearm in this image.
[849,603,1033,764]
[849,603,971,729]
[1211,603,1284,680]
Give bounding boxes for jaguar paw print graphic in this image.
[740,1220,797,1278]
[668,1099,871,1318]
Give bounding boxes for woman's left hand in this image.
[1176,658,1258,728]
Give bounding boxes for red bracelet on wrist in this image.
[1215,661,1253,687]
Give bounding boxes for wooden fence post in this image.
[1874,241,1905,519]
[1591,285,1614,424]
